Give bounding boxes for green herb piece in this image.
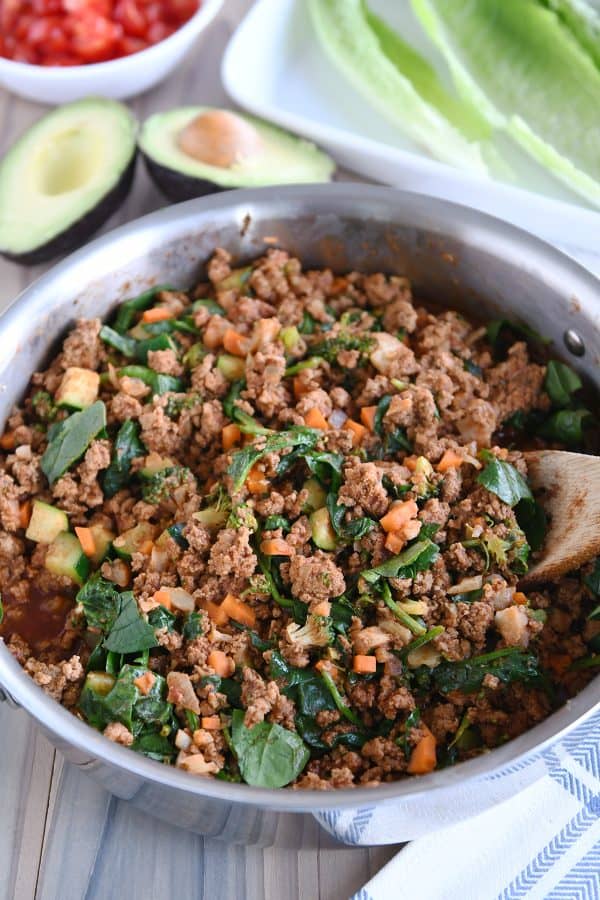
[230,709,310,788]
[227,427,320,492]
[544,360,582,407]
[41,401,106,485]
[380,582,426,636]
[259,557,307,624]
[432,648,541,694]
[31,390,57,423]
[485,319,548,356]
[320,670,362,725]
[298,311,317,334]
[400,625,445,658]
[284,357,323,376]
[186,710,200,732]
[515,498,547,552]
[310,333,374,363]
[361,538,439,584]
[326,493,376,542]
[463,358,483,378]
[222,379,246,419]
[191,298,225,316]
[135,333,178,364]
[113,285,177,334]
[263,515,291,532]
[118,365,183,396]
[269,651,336,716]
[102,420,145,498]
[396,708,421,758]
[103,592,157,654]
[538,408,594,446]
[100,325,137,357]
[132,731,177,763]
[305,451,344,491]
[477,455,532,507]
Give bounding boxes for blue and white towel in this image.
[317,710,599,899]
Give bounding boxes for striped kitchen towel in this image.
[319,709,600,899]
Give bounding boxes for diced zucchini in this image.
[302,477,327,513]
[85,671,116,696]
[280,326,300,351]
[192,298,225,316]
[139,453,174,477]
[217,266,252,292]
[113,522,155,559]
[217,353,246,381]
[89,523,115,566]
[310,507,337,550]
[45,532,90,585]
[55,367,100,410]
[128,322,151,340]
[193,507,228,528]
[25,500,68,543]
[183,342,207,369]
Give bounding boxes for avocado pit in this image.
[176,109,265,169]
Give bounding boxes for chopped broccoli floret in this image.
[286,614,334,648]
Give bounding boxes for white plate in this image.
[222,0,600,261]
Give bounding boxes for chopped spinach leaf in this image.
[230,709,309,788]
[486,319,548,357]
[477,456,532,507]
[103,419,146,498]
[298,311,317,334]
[263,515,291,533]
[320,670,362,725]
[584,558,600,597]
[103,592,158,654]
[118,365,183,396]
[113,285,177,334]
[544,360,582,408]
[80,665,173,737]
[222,379,246,419]
[538,408,594,446]
[432,648,541,694]
[191,298,225,316]
[41,401,107,485]
[515,498,547,552]
[148,606,177,633]
[76,574,121,633]
[182,611,203,641]
[141,466,193,504]
[361,539,439,584]
[132,731,177,762]
[305,451,344,491]
[167,523,189,549]
[396,708,421,758]
[227,427,320,493]
[326,492,376,542]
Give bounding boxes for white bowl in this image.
[0,0,223,104]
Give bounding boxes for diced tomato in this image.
[63,0,112,16]
[113,0,147,36]
[117,33,148,54]
[31,0,63,14]
[163,0,196,23]
[68,11,123,61]
[27,17,69,54]
[146,19,172,42]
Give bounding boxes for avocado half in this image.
[0,98,137,265]
[139,107,336,202]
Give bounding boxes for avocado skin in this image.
[0,153,137,266]
[143,153,226,203]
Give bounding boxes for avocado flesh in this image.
[0,98,137,265]
[139,107,335,201]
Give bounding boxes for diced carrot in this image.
[0,432,15,450]
[141,307,174,324]
[353,654,377,674]
[260,538,294,557]
[379,499,418,533]
[201,716,221,730]
[223,328,249,358]
[315,659,339,680]
[75,526,96,557]
[246,464,268,495]
[436,449,463,473]
[133,672,156,695]
[293,376,309,399]
[343,418,368,446]
[312,601,331,617]
[139,540,154,555]
[204,600,229,627]
[153,588,173,611]
[19,500,32,530]
[304,407,329,430]
[221,593,256,628]
[208,649,234,677]
[548,654,572,676]
[385,531,407,554]
[360,406,377,432]
[403,455,418,472]
[513,591,528,605]
[222,423,241,451]
[407,725,437,775]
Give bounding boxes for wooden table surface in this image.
[0,2,397,898]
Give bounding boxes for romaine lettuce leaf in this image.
[307,0,491,173]
[411,0,600,207]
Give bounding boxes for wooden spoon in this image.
[519,450,600,586]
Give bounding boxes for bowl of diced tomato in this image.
[0,0,223,103]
